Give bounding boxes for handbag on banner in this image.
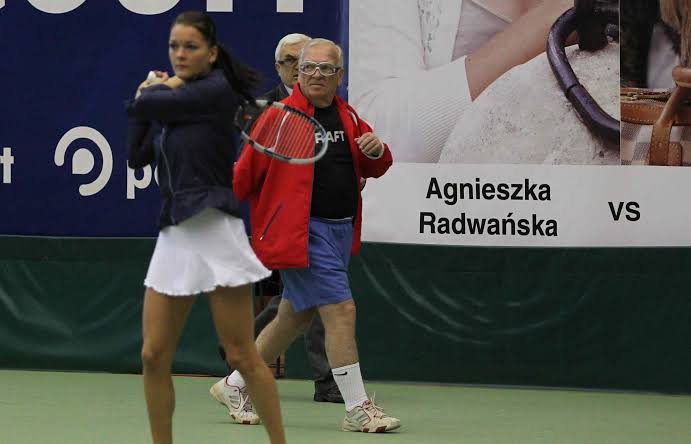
[621,66,691,166]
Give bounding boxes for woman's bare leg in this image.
[208,285,286,444]
[141,288,196,444]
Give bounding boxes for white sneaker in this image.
[342,396,401,433]
[209,378,260,425]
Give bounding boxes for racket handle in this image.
[147,71,157,82]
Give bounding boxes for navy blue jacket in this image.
[125,69,241,228]
[260,83,289,102]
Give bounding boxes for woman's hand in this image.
[163,76,185,89]
[135,71,170,98]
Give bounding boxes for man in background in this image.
[219,32,344,406]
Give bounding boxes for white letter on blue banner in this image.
[207,0,233,12]
[277,0,303,13]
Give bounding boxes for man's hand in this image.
[355,132,383,157]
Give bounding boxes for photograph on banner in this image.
[348,0,620,166]
[620,0,691,166]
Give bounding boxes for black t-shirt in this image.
[311,103,358,218]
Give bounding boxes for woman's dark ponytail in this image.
[215,45,260,103]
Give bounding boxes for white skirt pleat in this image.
[144,208,271,296]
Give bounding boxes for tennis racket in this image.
[235,100,328,164]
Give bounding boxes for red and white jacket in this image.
[233,84,393,269]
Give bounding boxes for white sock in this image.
[332,363,369,411]
[224,370,246,389]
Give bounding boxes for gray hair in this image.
[299,38,344,67]
[274,33,311,62]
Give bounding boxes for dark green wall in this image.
[1,237,689,393]
[0,237,223,375]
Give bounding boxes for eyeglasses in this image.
[277,56,299,66]
[299,62,341,77]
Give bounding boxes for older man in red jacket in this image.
[210,38,401,433]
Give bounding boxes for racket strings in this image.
[278,117,315,159]
[249,108,318,160]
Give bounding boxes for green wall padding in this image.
[1,237,690,392]
[0,237,226,376]
[287,244,691,393]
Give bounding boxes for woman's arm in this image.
[349,0,572,162]
[476,0,544,20]
[127,72,236,122]
[126,118,156,169]
[466,0,572,99]
[349,0,473,162]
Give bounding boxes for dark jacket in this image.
[125,69,241,228]
[260,83,290,102]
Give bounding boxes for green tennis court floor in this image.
[0,370,688,443]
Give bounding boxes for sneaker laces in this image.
[236,388,255,414]
[362,394,387,418]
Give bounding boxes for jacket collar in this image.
[290,83,364,138]
[290,83,347,113]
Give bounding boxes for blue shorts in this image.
[279,217,354,312]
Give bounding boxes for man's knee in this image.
[319,300,357,338]
[223,340,258,372]
[274,307,314,333]
[327,299,357,322]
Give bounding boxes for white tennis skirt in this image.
[144,208,271,296]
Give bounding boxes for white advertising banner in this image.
[362,164,691,247]
[346,1,687,247]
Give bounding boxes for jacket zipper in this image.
[260,203,283,240]
[620,91,670,102]
[159,126,177,224]
[306,103,316,266]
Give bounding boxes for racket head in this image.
[235,99,328,164]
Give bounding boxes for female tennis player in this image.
[125,11,285,444]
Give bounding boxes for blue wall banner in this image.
[0,0,347,236]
